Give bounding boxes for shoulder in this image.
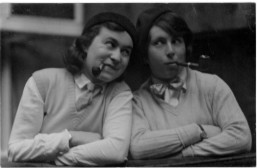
[189,69,231,94]
[32,68,72,84]
[190,69,218,87]
[192,69,218,84]
[133,79,151,103]
[106,81,131,97]
[32,68,69,79]
[32,68,71,100]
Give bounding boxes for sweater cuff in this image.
[55,148,77,166]
[176,123,201,147]
[182,146,194,157]
[59,129,71,154]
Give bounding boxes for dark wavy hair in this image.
[63,22,132,81]
[145,12,193,62]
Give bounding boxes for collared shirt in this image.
[151,67,187,92]
[150,67,187,106]
[74,73,106,102]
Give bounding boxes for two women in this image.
[9,6,252,166]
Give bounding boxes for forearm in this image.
[8,130,70,162]
[183,76,252,157]
[130,123,202,159]
[55,135,130,166]
[69,131,101,147]
[182,122,252,157]
[8,76,71,162]
[55,121,131,166]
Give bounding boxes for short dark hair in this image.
[63,22,131,81]
[151,12,193,61]
[136,7,193,66]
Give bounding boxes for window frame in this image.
[0,3,84,36]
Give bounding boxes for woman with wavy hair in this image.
[8,12,136,166]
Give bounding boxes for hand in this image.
[202,125,221,138]
[69,131,101,147]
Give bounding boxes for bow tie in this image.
[150,77,184,98]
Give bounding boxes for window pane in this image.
[11,4,74,19]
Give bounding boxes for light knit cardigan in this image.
[130,68,251,159]
[8,68,132,166]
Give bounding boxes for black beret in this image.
[82,12,136,46]
[136,6,173,57]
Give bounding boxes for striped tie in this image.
[76,83,102,111]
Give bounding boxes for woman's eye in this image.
[153,40,165,46]
[172,38,183,44]
[105,41,115,48]
[121,49,131,57]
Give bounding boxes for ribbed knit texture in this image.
[32,68,130,134]
[130,68,251,159]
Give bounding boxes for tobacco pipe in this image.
[175,62,199,68]
[92,64,104,78]
[175,55,210,70]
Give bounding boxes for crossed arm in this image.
[130,78,251,159]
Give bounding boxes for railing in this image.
[126,152,256,167]
[1,152,255,167]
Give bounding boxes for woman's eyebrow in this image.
[113,37,133,48]
[105,37,118,43]
[150,36,165,41]
[106,36,133,49]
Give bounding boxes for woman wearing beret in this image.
[8,12,136,166]
[130,6,251,159]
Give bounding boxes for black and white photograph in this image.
[0,2,255,167]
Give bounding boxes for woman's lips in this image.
[165,61,177,65]
[104,64,119,71]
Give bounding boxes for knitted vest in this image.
[133,69,221,130]
[32,68,130,134]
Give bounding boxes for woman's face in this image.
[148,26,186,81]
[82,27,133,84]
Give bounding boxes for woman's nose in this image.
[110,49,121,64]
[166,42,175,58]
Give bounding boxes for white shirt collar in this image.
[180,67,187,91]
[74,73,106,93]
[151,67,187,91]
[74,73,91,89]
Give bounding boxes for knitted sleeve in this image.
[183,75,252,157]
[8,70,71,162]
